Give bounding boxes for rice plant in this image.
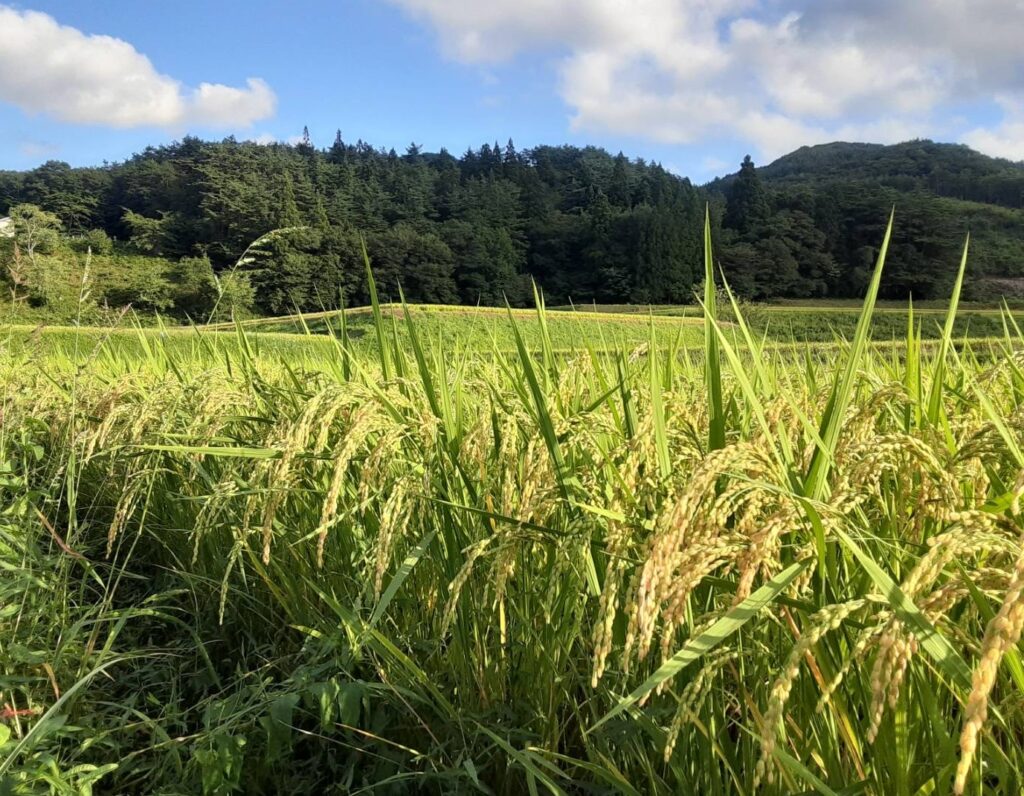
[2,217,1024,794]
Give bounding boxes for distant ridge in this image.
[708,139,1024,210]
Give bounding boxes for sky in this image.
[1,0,1023,180]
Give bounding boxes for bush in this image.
[211,270,256,321]
[100,256,174,313]
[83,228,114,255]
[168,255,218,319]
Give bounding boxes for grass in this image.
[559,302,1024,342]
[0,322,361,374]
[208,297,1024,346]
[3,229,1024,794]
[0,304,704,366]
[209,302,707,352]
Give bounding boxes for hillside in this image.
[709,141,1024,195]
[705,141,1024,300]
[745,140,1024,207]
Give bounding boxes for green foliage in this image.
[0,215,84,311]
[441,219,527,305]
[211,271,256,322]
[99,255,174,313]
[368,223,459,303]
[8,204,62,259]
[23,253,84,309]
[755,139,1024,208]
[0,222,259,322]
[4,138,706,310]
[167,255,218,318]
[724,154,770,234]
[122,209,174,256]
[81,228,113,255]
[247,226,361,315]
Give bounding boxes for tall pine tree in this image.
[724,155,770,234]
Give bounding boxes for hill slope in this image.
[706,140,1024,300]
[756,140,1024,208]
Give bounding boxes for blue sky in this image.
[1,1,1022,179]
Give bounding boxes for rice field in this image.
[209,302,707,352]
[558,302,1024,343]
[204,297,1024,345]
[3,219,1024,794]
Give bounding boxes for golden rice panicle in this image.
[816,623,882,715]
[1012,468,1024,516]
[592,518,643,687]
[491,538,519,611]
[192,478,241,564]
[862,520,1004,746]
[592,433,660,687]
[371,476,414,596]
[756,599,865,788]
[733,501,801,604]
[842,432,961,536]
[866,620,919,745]
[441,538,493,637]
[623,443,760,670]
[902,516,1005,599]
[257,387,362,564]
[955,544,1024,794]
[319,409,399,565]
[663,647,737,762]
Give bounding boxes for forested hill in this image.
[2,136,1024,319]
[704,141,1024,300]
[724,140,1024,208]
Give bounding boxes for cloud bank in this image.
[0,6,276,129]
[389,0,1024,161]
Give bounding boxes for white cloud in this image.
[0,6,276,129]
[699,156,729,175]
[245,132,281,145]
[189,79,276,129]
[963,97,1024,161]
[963,125,1024,162]
[386,0,1024,162]
[17,139,60,158]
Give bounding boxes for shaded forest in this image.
[2,135,1023,318]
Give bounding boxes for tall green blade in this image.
[506,305,598,596]
[904,296,920,431]
[507,305,572,501]
[362,236,392,381]
[832,525,972,691]
[338,289,351,381]
[400,286,441,422]
[649,317,671,480]
[532,279,556,387]
[804,210,894,499]
[926,234,969,426]
[703,205,726,452]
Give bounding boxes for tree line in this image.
[2,135,1023,319]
